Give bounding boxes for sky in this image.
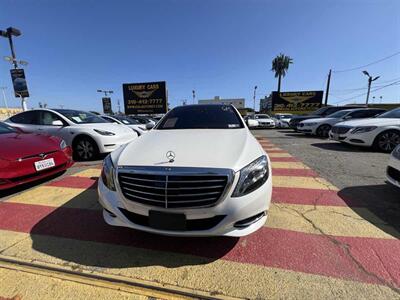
[0,0,399,112]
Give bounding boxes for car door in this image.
[37,111,71,143]
[8,110,42,133]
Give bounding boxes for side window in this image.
[40,111,63,125]
[351,110,380,118]
[9,111,39,124]
[324,108,340,116]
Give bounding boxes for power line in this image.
[332,51,400,73]
[332,80,400,104]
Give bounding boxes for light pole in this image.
[362,71,380,105]
[0,27,21,69]
[97,89,114,97]
[253,86,258,115]
[0,87,9,115]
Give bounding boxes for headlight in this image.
[392,145,400,159]
[101,155,116,191]
[59,139,67,149]
[350,126,377,134]
[232,155,269,197]
[94,129,115,136]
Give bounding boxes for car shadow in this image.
[0,171,66,200]
[311,142,373,152]
[338,184,400,239]
[30,187,239,268]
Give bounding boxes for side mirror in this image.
[145,123,155,130]
[52,120,64,126]
[247,119,259,128]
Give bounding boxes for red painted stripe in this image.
[272,168,319,177]
[264,149,286,153]
[46,176,98,189]
[0,202,398,287]
[272,187,365,207]
[269,157,300,162]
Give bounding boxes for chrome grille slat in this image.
[118,167,231,209]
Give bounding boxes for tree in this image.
[271,53,293,93]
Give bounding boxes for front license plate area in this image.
[34,158,55,171]
[149,210,186,231]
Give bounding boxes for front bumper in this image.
[98,170,272,237]
[97,133,137,154]
[387,155,400,188]
[329,131,376,147]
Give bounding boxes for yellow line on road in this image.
[72,168,101,178]
[273,176,338,190]
[266,203,398,239]
[268,152,292,157]
[271,161,310,169]
[6,186,100,209]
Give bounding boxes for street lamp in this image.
[97,89,113,97]
[0,27,22,69]
[362,71,380,105]
[253,86,258,116]
[3,55,28,66]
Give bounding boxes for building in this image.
[259,94,272,113]
[198,96,245,109]
[0,107,23,121]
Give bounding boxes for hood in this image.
[0,132,61,161]
[302,117,334,124]
[257,118,273,121]
[338,118,400,127]
[291,115,320,121]
[75,123,133,134]
[117,129,264,172]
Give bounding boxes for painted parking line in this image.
[271,168,319,177]
[273,175,338,190]
[47,176,98,189]
[0,201,399,289]
[1,230,397,300]
[271,161,310,169]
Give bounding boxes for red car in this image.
[0,122,74,190]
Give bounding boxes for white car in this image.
[298,108,385,138]
[101,115,149,136]
[273,113,292,128]
[387,145,400,188]
[253,114,275,128]
[6,109,138,160]
[98,104,272,237]
[329,108,400,152]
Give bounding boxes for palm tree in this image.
[271,53,293,93]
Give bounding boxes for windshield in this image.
[326,110,352,118]
[312,107,330,115]
[0,122,17,134]
[377,108,400,119]
[115,116,141,125]
[156,105,244,130]
[55,109,108,124]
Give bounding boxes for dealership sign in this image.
[122,81,167,114]
[272,91,323,112]
[10,68,29,97]
[102,97,112,114]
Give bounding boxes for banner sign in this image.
[272,91,323,112]
[10,69,29,97]
[102,97,112,114]
[122,81,167,114]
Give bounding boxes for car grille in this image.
[331,126,352,134]
[387,166,400,182]
[117,167,232,208]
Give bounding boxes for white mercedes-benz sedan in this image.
[98,104,272,237]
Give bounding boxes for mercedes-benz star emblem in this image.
[166,151,175,162]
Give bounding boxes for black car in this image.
[289,106,366,130]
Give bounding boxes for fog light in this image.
[234,212,266,228]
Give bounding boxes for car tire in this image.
[373,130,400,153]
[316,124,331,138]
[73,136,99,161]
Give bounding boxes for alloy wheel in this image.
[76,139,95,160]
[377,132,400,152]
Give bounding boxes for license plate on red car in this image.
[34,158,55,171]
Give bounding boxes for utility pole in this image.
[362,71,380,106]
[192,90,196,104]
[117,99,121,114]
[324,69,331,106]
[253,86,258,115]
